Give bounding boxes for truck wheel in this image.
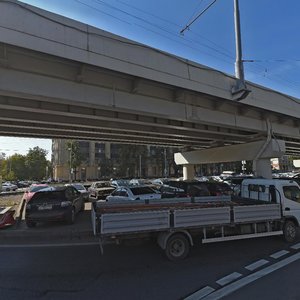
[283,220,297,243]
[165,233,190,261]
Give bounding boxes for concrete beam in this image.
[174,139,286,165]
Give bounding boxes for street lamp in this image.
[68,146,72,183]
[164,148,168,178]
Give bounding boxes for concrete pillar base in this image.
[253,158,272,179]
[183,164,194,180]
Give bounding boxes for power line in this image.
[180,0,218,35]
[11,0,300,97]
[74,0,131,25]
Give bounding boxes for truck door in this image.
[282,185,300,222]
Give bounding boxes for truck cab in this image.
[241,179,300,226]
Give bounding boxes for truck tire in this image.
[165,233,190,261]
[283,220,297,243]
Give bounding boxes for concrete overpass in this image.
[0,0,300,177]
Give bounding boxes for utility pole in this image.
[164,148,168,178]
[68,144,72,183]
[180,0,250,101]
[234,0,244,82]
[231,0,250,100]
[139,154,142,178]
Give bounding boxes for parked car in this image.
[0,206,15,229]
[66,183,89,202]
[151,182,186,198]
[1,182,18,192]
[25,186,85,227]
[167,180,210,197]
[106,185,161,202]
[16,181,30,188]
[204,182,233,196]
[110,179,129,188]
[89,181,115,200]
[22,184,49,202]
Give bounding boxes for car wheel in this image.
[26,220,37,228]
[66,207,75,225]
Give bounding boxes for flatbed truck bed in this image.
[91,195,287,260]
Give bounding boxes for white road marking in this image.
[0,242,99,248]
[245,259,269,271]
[270,250,289,259]
[291,242,300,250]
[184,286,215,300]
[216,272,242,286]
[202,252,300,300]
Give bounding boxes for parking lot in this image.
[0,191,95,245]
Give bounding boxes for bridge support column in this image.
[183,164,194,181]
[253,158,272,179]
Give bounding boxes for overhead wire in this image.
[113,0,299,97]
[5,0,299,99]
[91,0,233,61]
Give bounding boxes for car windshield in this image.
[73,184,85,190]
[95,182,110,188]
[31,190,65,202]
[130,187,156,195]
[29,185,48,192]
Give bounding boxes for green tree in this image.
[25,146,48,181]
[0,156,22,181]
[10,154,27,180]
[66,141,83,181]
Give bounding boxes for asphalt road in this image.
[1,236,299,300]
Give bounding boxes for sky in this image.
[1,0,299,159]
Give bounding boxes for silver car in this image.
[106,186,161,202]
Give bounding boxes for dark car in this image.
[204,182,233,196]
[25,186,85,227]
[66,183,89,202]
[157,184,186,198]
[167,180,210,197]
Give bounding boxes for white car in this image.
[1,182,18,192]
[106,186,161,202]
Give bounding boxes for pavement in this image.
[0,202,98,245]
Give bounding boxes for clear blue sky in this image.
[1,0,299,159]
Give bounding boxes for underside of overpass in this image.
[0,0,300,168]
[0,43,299,156]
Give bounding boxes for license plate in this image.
[38,204,52,210]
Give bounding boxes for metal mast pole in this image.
[231,0,250,100]
[234,0,244,81]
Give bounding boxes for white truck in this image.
[91,179,300,260]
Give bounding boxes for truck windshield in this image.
[283,186,300,203]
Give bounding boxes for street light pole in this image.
[232,0,250,100]
[234,0,244,82]
[68,146,72,183]
[164,148,168,178]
